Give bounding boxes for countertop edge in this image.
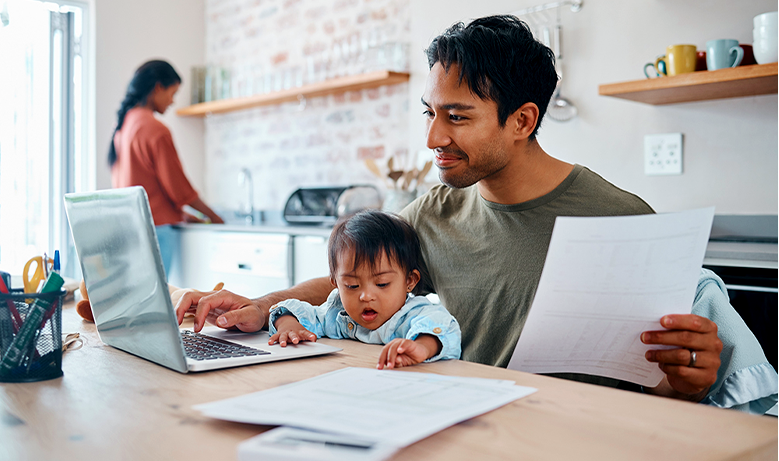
[173,223,333,237]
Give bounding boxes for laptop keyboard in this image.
[181,329,271,361]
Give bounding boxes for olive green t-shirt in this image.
[400,164,655,371]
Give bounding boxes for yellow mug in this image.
[655,44,698,77]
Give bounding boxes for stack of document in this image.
[194,367,537,460]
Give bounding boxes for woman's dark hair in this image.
[425,15,557,139]
[108,60,182,167]
[328,210,431,296]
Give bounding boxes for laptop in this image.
[64,186,341,373]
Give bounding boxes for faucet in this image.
[237,167,254,224]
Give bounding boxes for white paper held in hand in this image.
[507,207,715,387]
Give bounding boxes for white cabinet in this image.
[173,230,291,298]
[292,235,330,285]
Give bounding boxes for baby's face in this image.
[332,250,419,330]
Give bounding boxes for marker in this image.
[0,270,10,290]
[0,275,21,331]
[53,250,60,274]
[0,276,16,351]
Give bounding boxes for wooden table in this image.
[1,304,776,461]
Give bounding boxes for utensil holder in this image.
[382,190,417,213]
[0,288,65,382]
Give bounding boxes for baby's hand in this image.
[377,337,435,370]
[269,315,317,347]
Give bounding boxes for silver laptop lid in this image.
[64,186,188,372]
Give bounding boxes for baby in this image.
[269,209,461,369]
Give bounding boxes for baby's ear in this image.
[329,277,337,288]
[406,269,421,291]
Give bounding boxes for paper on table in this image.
[195,367,536,447]
[507,207,715,387]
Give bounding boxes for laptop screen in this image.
[64,186,188,372]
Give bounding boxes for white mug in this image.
[753,11,778,64]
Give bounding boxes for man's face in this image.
[421,63,513,189]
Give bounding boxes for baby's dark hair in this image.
[328,210,431,296]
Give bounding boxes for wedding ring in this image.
[688,350,697,368]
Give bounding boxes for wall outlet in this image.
[644,133,683,175]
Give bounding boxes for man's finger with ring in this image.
[688,350,697,368]
[645,348,710,367]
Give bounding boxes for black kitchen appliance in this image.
[282,186,381,225]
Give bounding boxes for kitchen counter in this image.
[703,215,778,269]
[704,240,778,269]
[175,209,333,237]
[170,214,332,294]
[174,222,333,238]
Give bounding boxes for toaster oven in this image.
[282,186,381,225]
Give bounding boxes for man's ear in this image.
[507,102,540,141]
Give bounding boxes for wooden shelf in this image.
[176,70,410,117]
[598,63,777,105]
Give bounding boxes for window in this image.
[0,0,91,279]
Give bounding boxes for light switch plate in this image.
[644,133,683,175]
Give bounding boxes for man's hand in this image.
[269,315,317,346]
[377,335,441,370]
[641,314,722,400]
[174,288,266,333]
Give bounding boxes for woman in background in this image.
[109,60,223,277]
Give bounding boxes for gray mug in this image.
[706,39,744,70]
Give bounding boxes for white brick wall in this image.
[204,0,412,212]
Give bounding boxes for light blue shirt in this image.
[696,269,778,414]
[269,289,461,362]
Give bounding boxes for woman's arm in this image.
[187,196,224,224]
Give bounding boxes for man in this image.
[176,15,776,411]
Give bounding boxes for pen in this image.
[42,253,49,278]
[53,250,60,274]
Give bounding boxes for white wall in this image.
[409,0,778,214]
[202,0,411,213]
[93,0,207,195]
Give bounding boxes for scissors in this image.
[23,255,53,294]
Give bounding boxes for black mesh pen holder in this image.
[0,288,65,382]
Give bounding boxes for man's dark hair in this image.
[328,210,431,296]
[425,15,557,138]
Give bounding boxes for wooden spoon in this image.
[364,159,383,179]
[417,161,433,186]
[388,170,404,189]
[403,169,418,191]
